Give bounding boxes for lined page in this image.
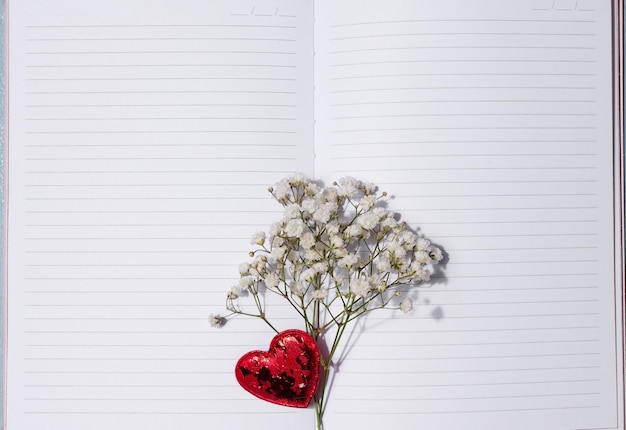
[5,1,314,429]
[314,1,623,429]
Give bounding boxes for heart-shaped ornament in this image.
[235,329,320,408]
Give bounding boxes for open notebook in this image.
[3,0,624,429]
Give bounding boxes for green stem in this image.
[261,316,279,334]
[314,302,352,430]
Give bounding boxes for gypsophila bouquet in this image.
[211,173,443,430]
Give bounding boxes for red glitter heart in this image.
[235,329,320,408]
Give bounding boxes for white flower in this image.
[350,278,371,297]
[313,261,328,273]
[400,231,417,248]
[313,203,332,224]
[337,176,359,197]
[345,224,362,238]
[356,212,379,230]
[359,195,376,211]
[269,221,282,238]
[333,273,346,287]
[300,267,318,282]
[290,280,306,296]
[377,280,388,292]
[373,207,388,217]
[249,256,266,276]
[415,250,429,265]
[304,249,322,262]
[393,258,407,272]
[362,181,377,195]
[400,298,413,313]
[287,172,308,186]
[271,235,285,248]
[228,284,242,299]
[273,180,291,201]
[387,241,407,260]
[239,276,255,288]
[326,221,340,236]
[429,247,443,263]
[375,256,391,272]
[265,272,280,289]
[305,182,319,196]
[333,246,348,258]
[330,235,344,249]
[209,314,225,328]
[411,264,431,282]
[285,218,305,238]
[285,203,301,219]
[338,253,360,268]
[301,198,319,215]
[323,187,338,203]
[238,262,250,275]
[312,289,328,300]
[367,274,380,288]
[287,249,300,262]
[251,231,266,246]
[299,232,315,249]
[416,238,431,252]
[325,199,338,213]
[380,216,398,230]
[271,245,287,260]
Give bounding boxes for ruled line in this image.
[27,103,297,108]
[26,156,295,161]
[331,139,595,145]
[26,116,297,120]
[329,86,596,93]
[27,50,297,55]
[26,130,297,135]
[330,46,595,53]
[330,73,595,80]
[331,60,595,67]
[330,100,596,106]
[27,77,297,82]
[26,91,297,95]
[331,113,596,120]
[332,392,601,402]
[23,411,289,415]
[24,250,244,254]
[25,144,296,149]
[331,126,596,132]
[330,19,595,27]
[27,24,297,28]
[332,406,601,415]
[26,64,297,68]
[330,153,595,159]
[331,32,594,40]
[334,378,601,388]
[27,37,297,42]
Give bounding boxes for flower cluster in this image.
[213,173,444,429]
[221,174,442,330]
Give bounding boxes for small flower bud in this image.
[400,298,413,313]
[251,231,266,246]
[377,280,388,293]
[209,314,226,328]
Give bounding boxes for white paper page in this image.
[314,1,624,429]
[4,1,315,429]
